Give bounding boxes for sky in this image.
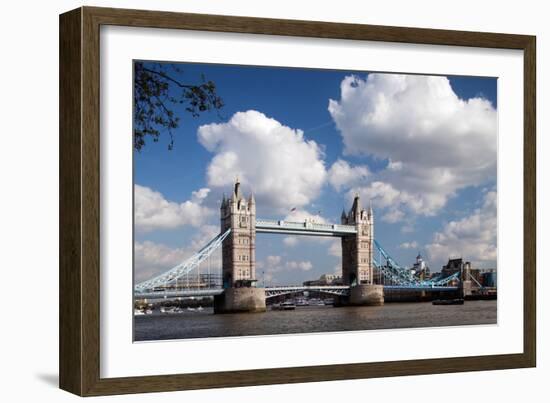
[133,61,497,286]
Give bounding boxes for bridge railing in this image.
[256,219,357,234]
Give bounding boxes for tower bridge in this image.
[135,180,463,313]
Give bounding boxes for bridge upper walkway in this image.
[256,219,357,237]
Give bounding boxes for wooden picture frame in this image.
[59,6,536,396]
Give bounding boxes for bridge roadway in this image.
[255,219,357,237]
[135,285,459,300]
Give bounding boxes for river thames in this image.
[134,300,496,341]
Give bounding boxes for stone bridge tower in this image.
[220,179,256,288]
[216,179,265,313]
[341,195,374,286]
[340,195,383,306]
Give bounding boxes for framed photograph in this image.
[59,6,536,396]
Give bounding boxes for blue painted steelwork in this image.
[134,228,231,293]
[134,222,462,294]
[373,239,461,287]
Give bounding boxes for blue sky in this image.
[134,61,497,285]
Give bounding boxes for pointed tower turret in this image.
[233,177,242,200]
[368,200,373,219]
[248,192,256,215]
[349,194,361,221]
[341,208,348,224]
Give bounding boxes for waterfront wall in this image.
[384,288,463,302]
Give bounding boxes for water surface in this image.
[134,300,497,341]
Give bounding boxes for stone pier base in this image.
[348,284,384,306]
[461,280,473,298]
[214,287,266,314]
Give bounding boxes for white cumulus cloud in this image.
[281,209,337,249]
[257,255,314,284]
[327,159,370,191]
[399,241,419,250]
[382,209,406,224]
[328,240,341,257]
[329,74,497,219]
[426,190,497,269]
[283,237,299,247]
[134,185,213,232]
[198,110,327,212]
[284,209,326,223]
[286,260,313,271]
[134,241,192,283]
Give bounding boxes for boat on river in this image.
[272,301,296,310]
[161,306,183,314]
[308,298,325,306]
